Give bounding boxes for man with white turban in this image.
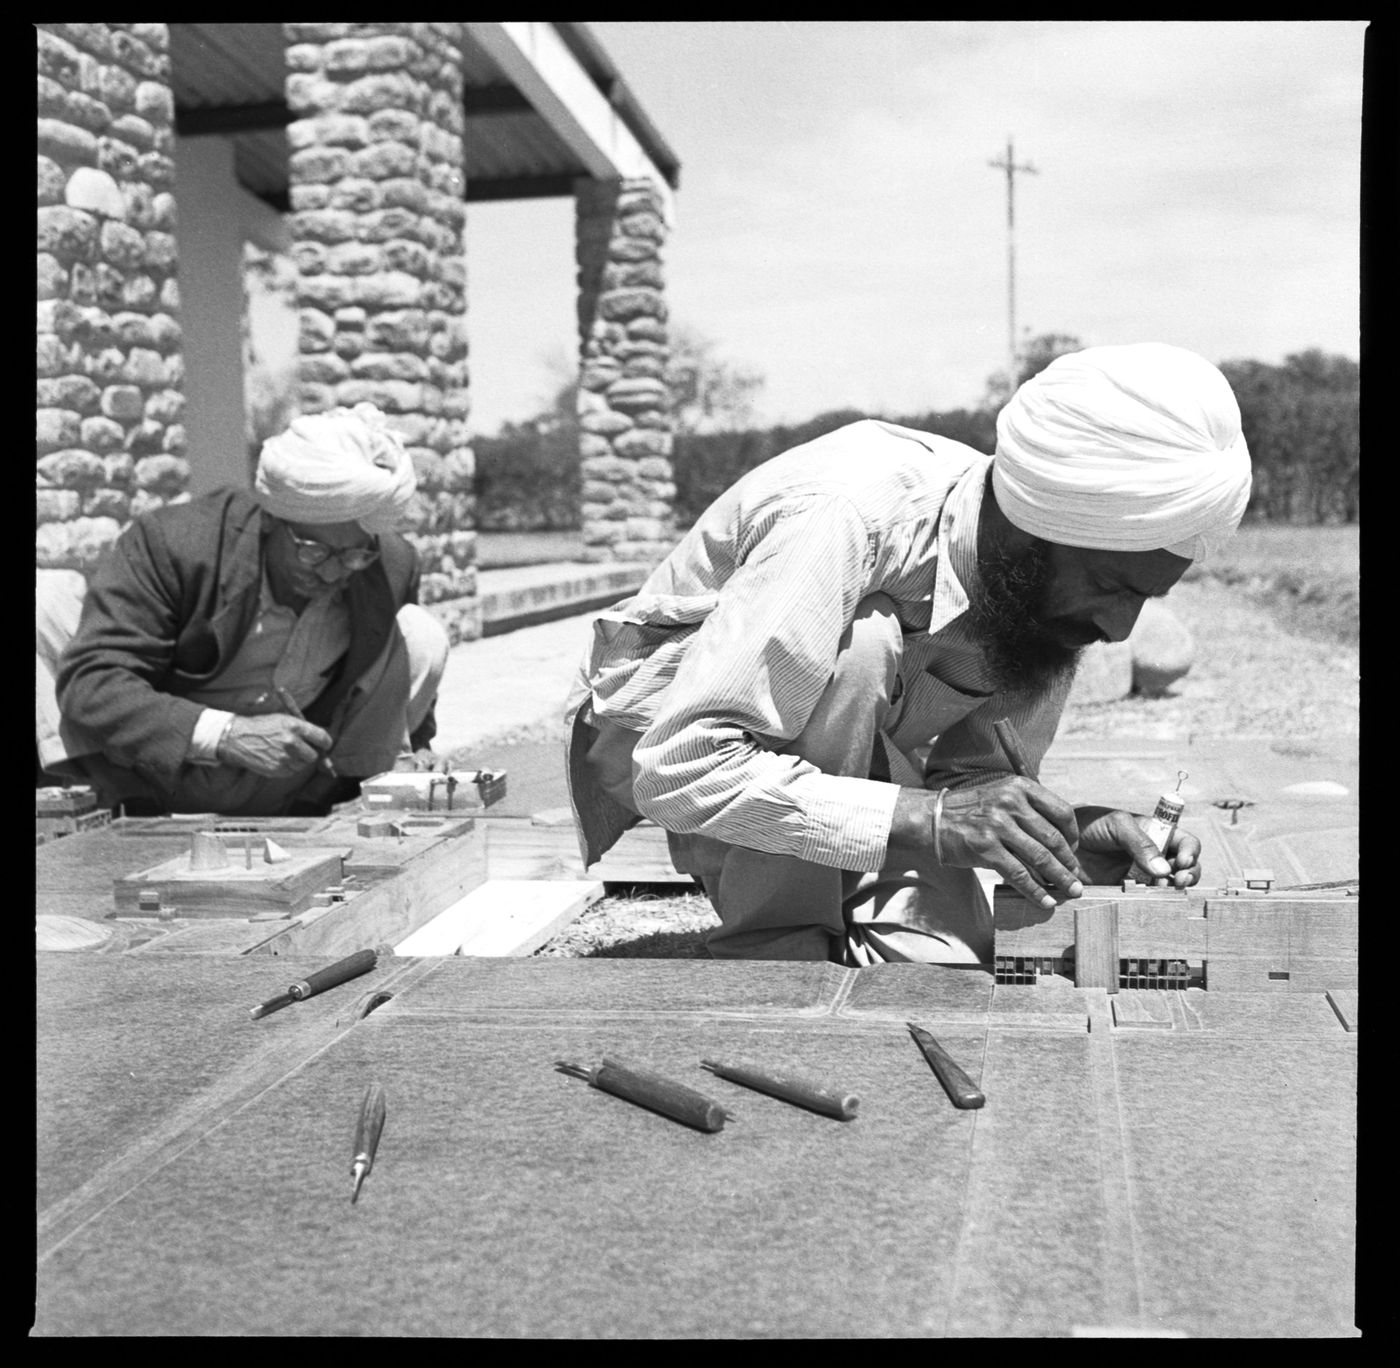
[566,343,1252,963]
[37,404,451,816]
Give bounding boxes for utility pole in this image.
[988,136,1037,393]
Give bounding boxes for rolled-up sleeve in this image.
[629,495,901,872]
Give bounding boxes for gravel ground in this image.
[531,571,1359,960]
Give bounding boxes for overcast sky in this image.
[464,20,1367,434]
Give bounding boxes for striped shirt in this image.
[572,420,1069,872]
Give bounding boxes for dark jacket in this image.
[55,488,434,793]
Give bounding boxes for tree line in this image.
[472,330,1359,531]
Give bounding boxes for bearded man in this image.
[36,403,450,817]
[565,343,1253,964]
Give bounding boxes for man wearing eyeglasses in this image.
[38,404,451,817]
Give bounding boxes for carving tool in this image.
[993,716,1037,780]
[556,1056,732,1132]
[699,1058,859,1120]
[249,947,378,1020]
[274,685,337,777]
[907,1023,985,1110]
[349,1082,387,1205]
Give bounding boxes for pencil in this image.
[993,716,1036,781]
[275,686,337,777]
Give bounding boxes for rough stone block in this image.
[382,238,432,275]
[299,308,335,352]
[339,72,424,116]
[61,515,122,569]
[134,150,175,190]
[37,255,67,301]
[607,377,669,413]
[36,27,83,84]
[100,385,144,421]
[355,272,422,307]
[143,389,183,424]
[123,419,166,457]
[625,317,668,342]
[143,230,178,271]
[83,420,126,457]
[63,166,127,219]
[36,412,83,455]
[349,141,418,181]
[134,80,173,123]
[291,113,370,150]
[37,206,99,263]
[36,376,101,414]
[110,114,156,151]
[581,358,623,391]
[614,429,671,459]
[291,208,359,244]
[38,156,67,205]
[365,309,431,350]
[598,289,666,322]
[1129,599,1195,697]
[36,489,81,524]
[36,335,67,377]
[324,35,416,74]
[328,178,382,212]
[133,453,189,494]
[36,445,105,487]
[122,274,158,311]
[81,487,131,520]
[36,119,99,167]
[84,347,127,385]
[334,379,422,412]
[580,410,633,437]
[98,220,146,270]
[350,353,427,382]
[123,348,166,386]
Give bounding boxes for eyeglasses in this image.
[285,527,380,572]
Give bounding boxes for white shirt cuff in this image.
[189,708,235,766]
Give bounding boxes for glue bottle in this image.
[1141,772,1187,881]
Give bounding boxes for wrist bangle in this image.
[932,787,949,864]
[214,715,235,762]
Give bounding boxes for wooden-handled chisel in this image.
[350,1082,387,1204]
[250,948,378,1020]
[556,1056,732,1132]
[907,1022,986,1109]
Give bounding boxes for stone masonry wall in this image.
[575,177,676,563]
[36,23,185,575]
[284,22,477,642]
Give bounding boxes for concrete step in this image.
[478,561,647,635]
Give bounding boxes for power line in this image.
[988,136,1038,391]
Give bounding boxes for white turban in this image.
[255,403,417,533]
[992,343,1252,562]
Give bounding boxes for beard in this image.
[966,537,1095,696]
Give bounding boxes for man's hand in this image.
[892,777,1085,910]
[219,713,333,778]
[1074,805,1202,888]
[391,748,451,773]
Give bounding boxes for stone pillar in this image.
[284,23,477,642]
[575,176,676,564]
[36,23,185,576]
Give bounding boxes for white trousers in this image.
[589,594,994,965]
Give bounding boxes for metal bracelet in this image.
[932,787,949,864]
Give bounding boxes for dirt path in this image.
[1060,578,1359,742]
